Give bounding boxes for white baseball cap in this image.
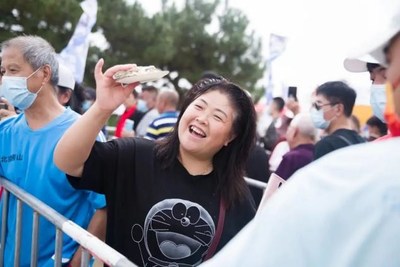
[57,64,75,90]
[348,6,400,67]
[343,54,380,73]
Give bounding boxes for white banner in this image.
[57,0,98,83]
[267,33,287,62]
[265,33,288,102]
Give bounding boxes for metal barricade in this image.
[0,176,265,267]
[244,177,267,190]
[0,177,136,267]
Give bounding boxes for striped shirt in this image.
[145,111,179,140]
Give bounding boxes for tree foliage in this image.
[0,0,81,51]
[0,0,266,98]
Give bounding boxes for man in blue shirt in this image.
[145,89,179,140]
[0,35,106,267]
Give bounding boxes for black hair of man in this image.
[366,115,388,136]
[350,114,361,132]
[366,62,381,73]
[142,85,158,94]
[316,81,357,117]
[83,86,96,101]
[132,89,139,99]
[272,97,285,112]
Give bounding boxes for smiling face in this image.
[178,89,236,160]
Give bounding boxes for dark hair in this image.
[142,85,159,95]
[366,115,388,136]
[155,78,257,209]
[57,82,86,114]
[350,115,361,133]
[316,81,356,117]
[272,97,285,111]
[366,62,381,73]
[83,86,96,101]
[132,89,139,99]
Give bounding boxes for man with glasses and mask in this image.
[311,81,365,160]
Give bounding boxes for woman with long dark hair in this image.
[54,60,257,266]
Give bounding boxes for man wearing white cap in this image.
[344,52,391,140]
[200,6,400,267]
[56,63,76,105]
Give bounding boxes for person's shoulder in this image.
[58,107,80,121]
[250,145,268,159]
[273,138,400,204]
[281,149,297,160]
[0,113,23,131]
[315,138,400,171]
[153,114,178,127]
[315,135,336,148]
[134,137,155,148]
[332,128,360,139]
[332,128,365,144]
[375,133,392,142]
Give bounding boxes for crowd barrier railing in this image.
[0,177,137,267]
[244,177,267,190]
[0,176,266,267]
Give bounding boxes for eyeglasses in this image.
[312,102,337,111]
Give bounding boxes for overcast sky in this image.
[128,0,398,105]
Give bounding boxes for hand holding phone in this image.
[0,97,17,120]
[0,103,7,110]
[288,86,297,101]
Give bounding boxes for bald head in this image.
[156,89,179,113]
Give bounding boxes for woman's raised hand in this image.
[93,58,139,112]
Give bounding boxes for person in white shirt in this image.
[201,4,400,267]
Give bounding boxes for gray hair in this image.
[1,35,59,86]
[290,113,317,140]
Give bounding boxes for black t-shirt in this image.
[314,129,365,160]
[68,138,255,266]
[129,110,144,131]
[245,145,270,207]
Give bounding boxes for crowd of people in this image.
[0,2,399,266]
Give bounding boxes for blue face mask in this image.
[370,84,387,122]
[136,99,148,113]
[310,107,330,129]
[82,100,92,112]
[0,68,42,110]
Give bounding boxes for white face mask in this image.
[0,68,42,110]
[310,107,330,129]
[136,99,148,113]
[370,84,387,122]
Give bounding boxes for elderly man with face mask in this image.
[0,36,106,267]
[200,4,400,267]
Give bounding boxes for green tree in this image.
[0,0,266,99]
[0,0,81,51]
[87,0,265,98]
